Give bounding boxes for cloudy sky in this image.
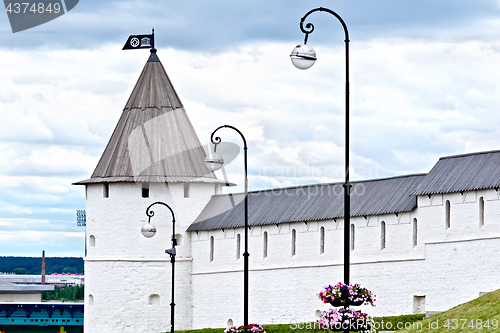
[1,0,500,258]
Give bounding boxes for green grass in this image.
[396,289,500,333]
[176,314,426,333]
[372,314,426,331]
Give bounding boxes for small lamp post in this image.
[205,125,249,332]
[291,7,352,332]
[142,201,177,333]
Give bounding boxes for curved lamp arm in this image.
[146,201,176,224]
[210,125,248,151]
[145,201,177,247]
[209,124,248,195]
[300,7,349,44]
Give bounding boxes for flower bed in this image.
[317,308,375,332]
[224,324,266,333]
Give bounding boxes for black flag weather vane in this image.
[123,29,155,50]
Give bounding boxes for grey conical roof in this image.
[74,50,224,185]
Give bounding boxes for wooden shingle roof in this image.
[412,150,500,196]
[75,50,225,185]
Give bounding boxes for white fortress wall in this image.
[189,188,500,328]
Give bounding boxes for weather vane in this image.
[122,28,155,50]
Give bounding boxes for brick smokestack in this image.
[41,250,46,285]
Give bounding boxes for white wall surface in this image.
[189,189,500,328]
[86,184,500,331]
[84,181,215,333]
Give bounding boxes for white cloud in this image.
[1,3,500,256]
[64,232,85,238]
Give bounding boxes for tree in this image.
[12,268,27,275]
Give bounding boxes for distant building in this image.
[74,49,500,332]
[0,275,84,287]
[0,283,83,330]
[0,301,83,329]
[0,284,53,302]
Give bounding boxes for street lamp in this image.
[142,201,177,333]
[290,43,317,70]
[291,6,352,327]
[205,125,249,332]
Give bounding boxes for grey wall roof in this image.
[412,150,500,196]
[187,174,425,232]
[74,51,223,185]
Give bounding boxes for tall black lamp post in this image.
[290,6,352,326]
[141,201,177,333]
[205,125,249,332]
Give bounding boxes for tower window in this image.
[291,229,296,256]
[103,183,109,198]
[184,183,190,198]
[142,182,149,198]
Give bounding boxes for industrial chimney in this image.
[41,250,46,285]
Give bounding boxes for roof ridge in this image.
[439,149,500,160]
[211,173,427,197]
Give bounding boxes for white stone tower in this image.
[74,49,227,332]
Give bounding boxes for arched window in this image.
[479,197,485,227]
[172,234,182,247]
[236,234,241,260]
[263,232,268,258]
[148,294,160,305]
[88,294,94,306]
[227,319,234,328]
[381,221,386,250]
[350,224,355,251]
[413,218,418,247]
[315,310,321,319]
[291,229,296,256]
[445,200,451,229]
[89,235,96,247]
[210,236,214,262]
[320,226,325,255]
